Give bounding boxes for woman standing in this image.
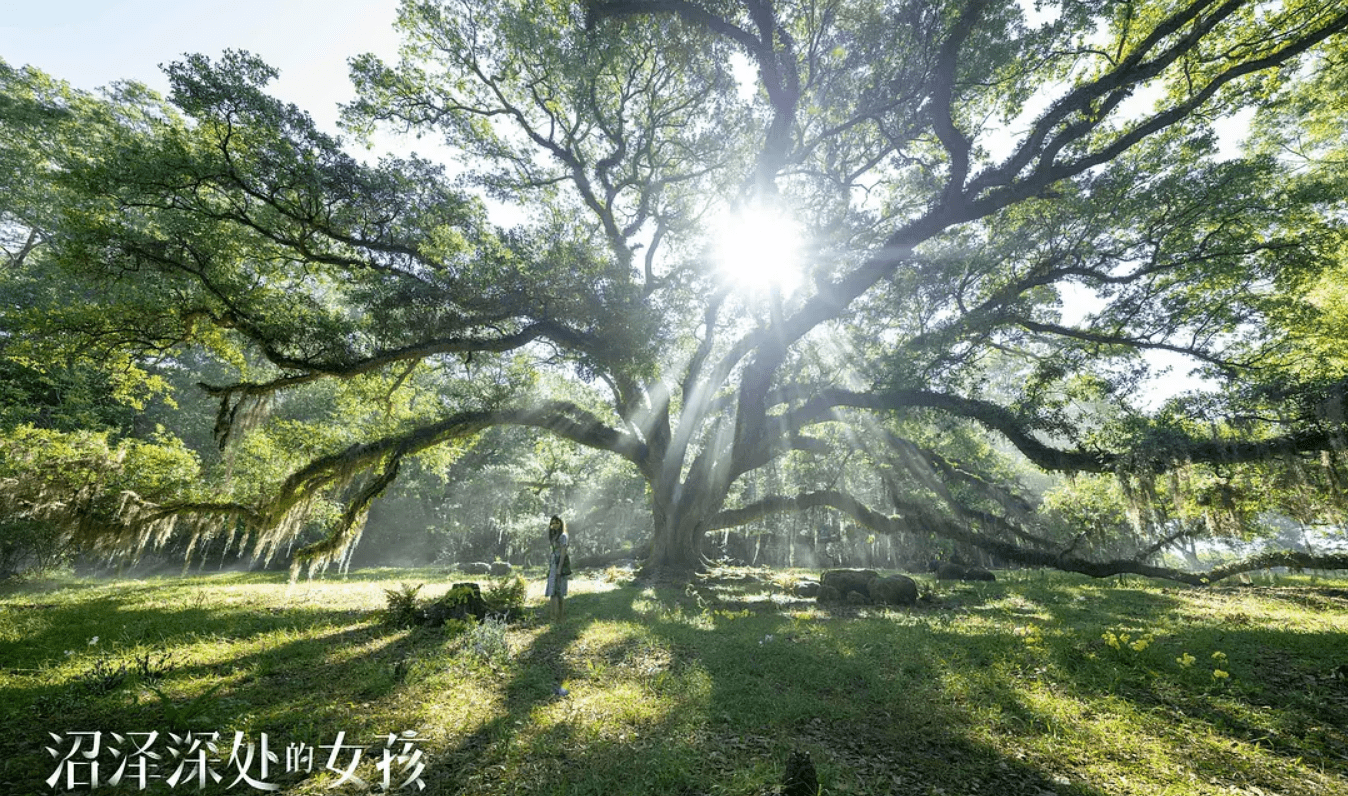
[545,515,570,621]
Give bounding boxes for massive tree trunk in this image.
[642,444,731,576]
[646,511,706,575]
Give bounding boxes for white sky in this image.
[0,0,403,132]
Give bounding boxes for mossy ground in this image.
[2,568,1346,795]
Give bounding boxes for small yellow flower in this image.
[1102,632,1120,649]
[1212,651,1227,662]
[1177,653,1196,668]
[1212,669,1230,680]
[1129,638,1149,652]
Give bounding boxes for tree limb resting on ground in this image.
[711,488,1348,586]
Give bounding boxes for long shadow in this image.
[415,600,594,793]
[453,573,1344,795]
[8,572,1344,795]
[413,581,1116,796]
[0,584,457,794]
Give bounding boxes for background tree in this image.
[5,0,1348,582]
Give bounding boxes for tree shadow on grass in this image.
[415,582,1115,796]
[415,605,592,793]
[438,574,1348,795]
[984,577,1348,794]
[9,572,1344,795]
[0,585,463,794]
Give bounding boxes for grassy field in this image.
[2,567,1347,795]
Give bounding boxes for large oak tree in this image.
[5,0,1348,582]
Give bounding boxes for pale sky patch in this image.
[1,0,402,132]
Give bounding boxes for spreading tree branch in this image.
[711,488,1348,585]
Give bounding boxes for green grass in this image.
[2,567,1347,795]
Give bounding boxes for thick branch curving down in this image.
[711,488,1348,586]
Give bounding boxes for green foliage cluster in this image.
[463,615,511,668]
[0,518,69,580]
[485,573,528,615]
[4,1,1348,582]
[381,582,426,628]
[0,425,202,577]
[382,578,525,630]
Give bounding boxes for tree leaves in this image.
[6,1,1348,579]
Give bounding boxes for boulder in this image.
[844,590,870,606]
[816,584,841,604]
[963,567,996,582]
[461,562,491,575]
[869,574,918,606]
[793,580,821,598]
[489,561,513,576]
[821,569,880,596]
[934,563,967,581]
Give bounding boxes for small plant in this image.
[771,571,802,593]
[1101,629,1153,654]
[1014,624,1045,648]
[465,615,510,667]
[77,654,131,695]
[1174,650,1233,686]
[382,582,425,628]
[150,683,225,731]
[133,648,175,683]
[442,617,473,638]
[486,574,527,616]
[1211,651,1232,682]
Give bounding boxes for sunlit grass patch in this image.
[3,570,1347,795]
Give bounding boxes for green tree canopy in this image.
[5,0,1348,583]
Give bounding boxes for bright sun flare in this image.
[712,204,805,295]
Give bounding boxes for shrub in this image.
[77,654,132,695]
[382,583,425,628]
[0,518,71,580]
[486,574,527,616]
[442,618,473,638]
[465,616,511,667]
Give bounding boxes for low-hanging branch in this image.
[84,400,647,575]
[267,401,645,509]
[198,319,595,398]
[711,488,1348,586]
[197,318,600,449]
[780,387,1348,474]
[290,453,405,577]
